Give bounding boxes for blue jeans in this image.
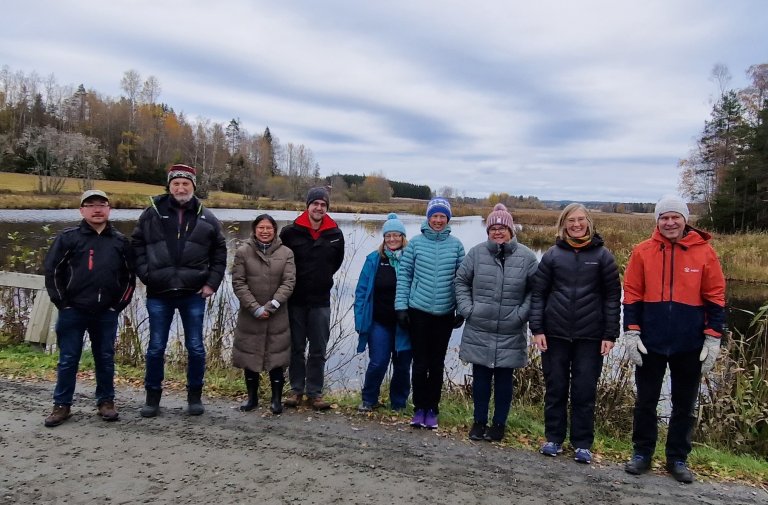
[472,364,514,426]
[53,308,119,406]
[541,337,604,449]
[361,322,412,409]
[288,305,331,398]
[144,294,206,391]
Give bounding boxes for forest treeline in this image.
[0,66,431,201]
[679,63,768,232]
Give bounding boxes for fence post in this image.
[0,271,57,348]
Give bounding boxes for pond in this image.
[1,208,765,392]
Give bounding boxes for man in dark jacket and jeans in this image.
[132,164,227,417]
[43,190,136,427]
[279,187,344,410]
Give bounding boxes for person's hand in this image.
[623,330,647,366]
[533,334,547,352]
[396,310,410,329]
[198,285,215,298]
[600,340,614,356]
[699,335,721,374]
[453,314,465,329]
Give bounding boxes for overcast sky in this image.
[2,1,766,201]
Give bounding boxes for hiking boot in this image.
[424,409,438,430]
[309,395,331,411]
[468,422,487,441]
[97,401,119,422]
[666,460,694,483]
[357,402,378,413]
[187,388,205,416]
[484,423,505,442]
[574,448,592,464]
[44,404,71,428]
[625,454,651,475]
[283,392,303,408]
[140,389,162,418]
[539,441,563,457]
[410,409,426,428]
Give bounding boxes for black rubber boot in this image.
[240,370,259,412]
[269,368,285,414]
[187,387,205,416]
[140,389,162,418]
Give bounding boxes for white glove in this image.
[623,330,647,366]
[253,306,266,318]
[699,335,721,374]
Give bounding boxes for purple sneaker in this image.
[424,409,438,430]
[410,409,426,428]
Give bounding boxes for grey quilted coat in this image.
[455,238,539,369]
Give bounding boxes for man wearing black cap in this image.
[132,164,227,417]
[279,186,344,410]
[43,190,135,427]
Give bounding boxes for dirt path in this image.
[1,378,765,505]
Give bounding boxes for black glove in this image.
[453,314,465,329]
[396,310,410,329]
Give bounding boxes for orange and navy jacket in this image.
[622,226,725,355]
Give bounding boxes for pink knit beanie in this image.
[486,203,514,233]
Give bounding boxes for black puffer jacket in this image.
[44,220,135,312]
[132,194,227,297]
[529,234,621,341]
[279,214,344,307]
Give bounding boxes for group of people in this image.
[42,162,726,484]
[353,195,725,484]
[42,165,344,425]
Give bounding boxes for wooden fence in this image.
[0,271,57,346]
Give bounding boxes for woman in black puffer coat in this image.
[530,203,621,464]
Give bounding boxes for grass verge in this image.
[2,343,766,487]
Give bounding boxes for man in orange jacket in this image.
[622,194,725,484]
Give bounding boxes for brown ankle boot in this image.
[44,404,71,427]
[310,395,331,411]
[98,401,119,421]
[283,393,303,408]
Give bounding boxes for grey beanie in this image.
[654,194,690,222]
[306,187,330,209]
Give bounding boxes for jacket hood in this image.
[651,225,711,249]
[294,210,339,233]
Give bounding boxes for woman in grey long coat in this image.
[455,204,538,442]
[232,214,296,414]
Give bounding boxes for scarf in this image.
[384,248,403,274]
[565,234,592,249]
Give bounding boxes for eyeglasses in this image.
[384,233,403,240]
[488,226,508,233]
[82,202,109,208]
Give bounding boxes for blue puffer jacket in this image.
[354,250,411,353]
[395,221,465,316]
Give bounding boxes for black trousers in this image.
[408,308,454,413]
[632,350,701,462]
[541,337,603,449]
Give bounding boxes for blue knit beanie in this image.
[426,197,452,221]
[381,213,406,236]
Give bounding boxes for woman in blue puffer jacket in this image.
[395,198,465,430]
[354,214,412,412]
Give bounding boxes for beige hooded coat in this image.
[231,237,296,371]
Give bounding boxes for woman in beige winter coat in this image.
[232,214,296,414]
